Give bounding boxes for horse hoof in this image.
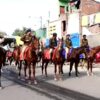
[69,73,71,76]
[59,78,62,81]
[87,72,90,76]
[91,73,94,76]
[0,86,3,90]
[25,76,28,80]
[45,75,48,77]
[54,78,57,81]
[76,75,78,77]
[28,81,31,85]
[18,76,21,79]
[1,69,3,73]
[78,72,80,74]
[34,80,37,85]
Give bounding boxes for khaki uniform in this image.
[49,38,57,49]
[49,38,57,60]
[65,39,72,54]
[81,39,88,48]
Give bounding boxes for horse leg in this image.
[0,65,2,89]
[24,61,28,79]
[61,61,64,75]
[69,61,74,76]
[10,58,13,65]
[75,62,79,77]
[59,65,62,80]
[87,60,90,76]
[45,61,49,77]
[32,63,37,84]
[18,60,22,79]
[41,60,44,76]
[54,64,57,80]
[90,62,93,76]
[28,63,31,84]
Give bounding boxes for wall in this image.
[81,0,100,15]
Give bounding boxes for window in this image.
[62,21,66,32]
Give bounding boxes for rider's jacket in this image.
[49,38,57,48]
[65,38,72,49]
[81,39,88,47]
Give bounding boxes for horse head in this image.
[87,46,100,59]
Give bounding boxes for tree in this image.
[59,0,69,3]
[12,27,36,36]
[12,27,27,36]
[0,31,7,37]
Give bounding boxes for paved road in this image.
[0,63,100,100]
[0,77,55,100]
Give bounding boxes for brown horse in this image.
[13,46,21,65]
[0,47,6,89]
[68,47,87,77]
[41,41,65,80]
[24,45,37,84]
[87,46,100,76]
[41,47,51,77]
[52,46,65,80]
[19,37,39,84]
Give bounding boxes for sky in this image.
[0,0,59,35]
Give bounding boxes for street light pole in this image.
[40,16,42,29]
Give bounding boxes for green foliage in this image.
[12,27,36,36]
[59,0,69,3]
[0,31,7,37]
[12,27,27,36]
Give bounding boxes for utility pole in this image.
[40,16,42,29]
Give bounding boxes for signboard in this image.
[70,33,80,48]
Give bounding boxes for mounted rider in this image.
[81,35,88,47]
[49,33,57,49]
[49,33,58,60]
[81,34,89,52]
[20,29,33,60]
[65,34,72,58]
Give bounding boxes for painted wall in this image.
[47,20,62,38]
[67,12,80,34]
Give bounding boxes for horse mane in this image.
[69,47,86,59]
[32,37,39,50]
[0,47,6,54]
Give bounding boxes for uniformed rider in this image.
[65,34,72,55]
[49,33,57,49]
[20,29,33,60]
[81,35,89,48]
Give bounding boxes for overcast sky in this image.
[0,0,59,35]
